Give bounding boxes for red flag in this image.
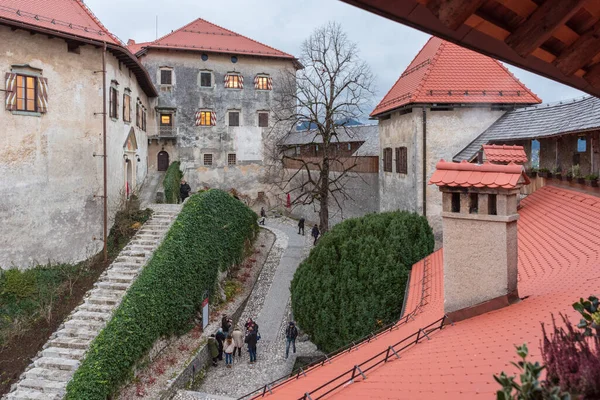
[286,193,291,208]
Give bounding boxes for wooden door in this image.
[158,151,169,171]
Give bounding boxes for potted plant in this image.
[538,167,550,178]
[551,165,560,180]
[572,165,584,184]
[566,169,573,182]
[584,173,599,187]
[527,167,538,178]
[560,170,570,181]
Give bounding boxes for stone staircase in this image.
[4,204,182,400]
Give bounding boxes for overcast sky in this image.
[87,0,586,109]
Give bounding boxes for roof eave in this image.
[371,101,541,119]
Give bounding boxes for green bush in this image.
[66,190,258,399]
[291,211,434,353]
[163,161,183,204]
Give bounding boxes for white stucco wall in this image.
[0,26,153,268]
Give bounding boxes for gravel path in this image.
[178,217,321,400]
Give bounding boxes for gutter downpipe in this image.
[102,43,108,262]
[422,107,427,217]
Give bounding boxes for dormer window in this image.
[254,75,272,90]
[224,73,243,89]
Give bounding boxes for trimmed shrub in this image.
[66,190,258,399]
[291,211,434,353]
[163,161,183,204]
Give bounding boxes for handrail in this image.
[237,256,434,400]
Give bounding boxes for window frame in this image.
[256,75,270,90]
[15,74,37,112]
[395,146,408,174]
[258,112,269,127]
[160,68,173,85]
[203,153,213,166]
[109,87,119,119]
[200,71,212,88]
[225,74,242,89]
[228,111,240,127]
[199,110,213,126]
[123,92,131,123]
[383,147,393,172]
[228,153,237,165]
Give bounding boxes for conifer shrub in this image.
[66,190,258,400]
[290,211,434,353]
[163,161,183,204]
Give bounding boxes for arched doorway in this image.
[158,151,169,171]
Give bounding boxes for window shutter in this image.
[267,77,273,90]
[36,77,49,113]
[254,75,259,89]
[195,110,202,126]
[239,75,244,89]
[5,73,17,111]
[211,111,217,126]
[224,74,229,88]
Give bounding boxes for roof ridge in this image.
[412,38,445,103]
[491,58,542,103]
[149,17,200,45]
[74,0,122,45]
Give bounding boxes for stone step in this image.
[64,319,104,332]
[103,273,136,283]
[19,378,66,394]
[137,229,162,235]
[123,245,154,252]
[34,357,79,371]
[42,346,86,361]
[25,367,72,382]
[129,240,159,246]
[55,328,97,340]
[6,389,61,400]
[109,263,142,271]
[77,302,114,314]
[86,295,120,306]
[96,281,130,291]
[71,310,111,322]
[90,288,125,299]
[136,234,162,240]
[114,256,145,264]
[47,337,91,350]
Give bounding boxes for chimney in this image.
[429,160,530,322]
[127,39,136,46]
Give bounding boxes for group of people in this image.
[297,217,320,245]
[207,315,300,368]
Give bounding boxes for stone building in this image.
[371,37,541,238]
[0,1,157,268]
[128,19,300,199]
[280,125,379,225]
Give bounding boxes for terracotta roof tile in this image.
[371,37,541,117]
[259,186,599,399]
[429,160,530,189]
[483,144,528,164]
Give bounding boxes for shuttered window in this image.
[5,73,48,113]
[195,110,216,126]
[383,147,392,172]
[224,74,243,89]
[109,87,119,119]
[254,75,272,90]
[258,112,269,127]
[123,93,131,122]
[395,147,407,174]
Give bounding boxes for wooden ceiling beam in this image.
[426,0,487,30]
[554,21,600,76]
[583,61,600,86]
[505,0,587,58]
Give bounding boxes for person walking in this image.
[232,326,244,359]
[245,317,258,334]
[224,336,235,368]
[245,326,258,363]
[207,334,219,366]
[179,179,191,203]
[298,217,305,235]
[285,321,299,359]
[221,314,230,335]
[215,328,226,361]
[311,224,320,245]
[259,207,266,226]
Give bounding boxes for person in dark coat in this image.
[298,218,305,235]
[245,326,258,363]
[311,224,320,245]
[285,321,299,359]
[215,328,226,361]
[245,317,258,334]
[179,179,191,203]
[221,314,231,335]
[259,207,266,226]
[207,334,219,366]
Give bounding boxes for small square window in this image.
[577,137,587,152]
[199,111,213,126]
[200,72,212,87]
[256,76,269,90]
[204,154,213,166]
[161,69,172,85]
[160,114,172,125]
[225,74,241,89]
[228,153,237,165]
[229,111,240,127]
[258,112,269,127]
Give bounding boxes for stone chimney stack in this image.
[429,160,530,322]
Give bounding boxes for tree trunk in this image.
[319,159,330,233]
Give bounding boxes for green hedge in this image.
[290,211,434,353]
[66,190,258,399]
[163,161,183,204]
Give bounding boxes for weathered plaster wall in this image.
[0,26,153,268]
[379,107,505,240]
[140,50,295,199]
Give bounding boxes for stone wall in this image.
[0,26,154,268]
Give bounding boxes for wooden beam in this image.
[583,61,600,87]
[554,21,600,76]
[426,0,486,30]
[505,0,587,58]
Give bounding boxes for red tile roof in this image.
[135,18,295,60]
[483,144,528,164]
[0,0,120,45]
[429,160,530,189]
[257,186,600,399]
[371,37,541,117]
[126,40,150,55]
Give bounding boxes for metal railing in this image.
[147,126,179,137]
[237,257,435,400]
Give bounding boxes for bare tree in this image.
[269,22,375,232]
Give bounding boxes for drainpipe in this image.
[102,44,108,262]
[422,107,427,217]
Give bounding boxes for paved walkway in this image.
[179,218,320,400]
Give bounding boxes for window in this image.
[224,74,242,89]
[315,145,319,155]
[204,154,213,166]
[295,146,301,156]
[161,69,172,85]
[197,111,213,126]
[200,72,212,87]
[395,147,407,174]
[488,194,497,216]
[258,112,269,127]
[109,87,118,119]
[577,137,587,152]
[136,102,141,128]
[469,193,478,214]
[347,143,352,151]
[123,93,131,122]
[16,74,37,112]
[142,107,147,131]
[451,193,461,213]
[160,114,172,126]
[229,111,240,127]
[228,153,237,165]
[255,75,271,90]
[383,147,392,172]
[531,139,540,169]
